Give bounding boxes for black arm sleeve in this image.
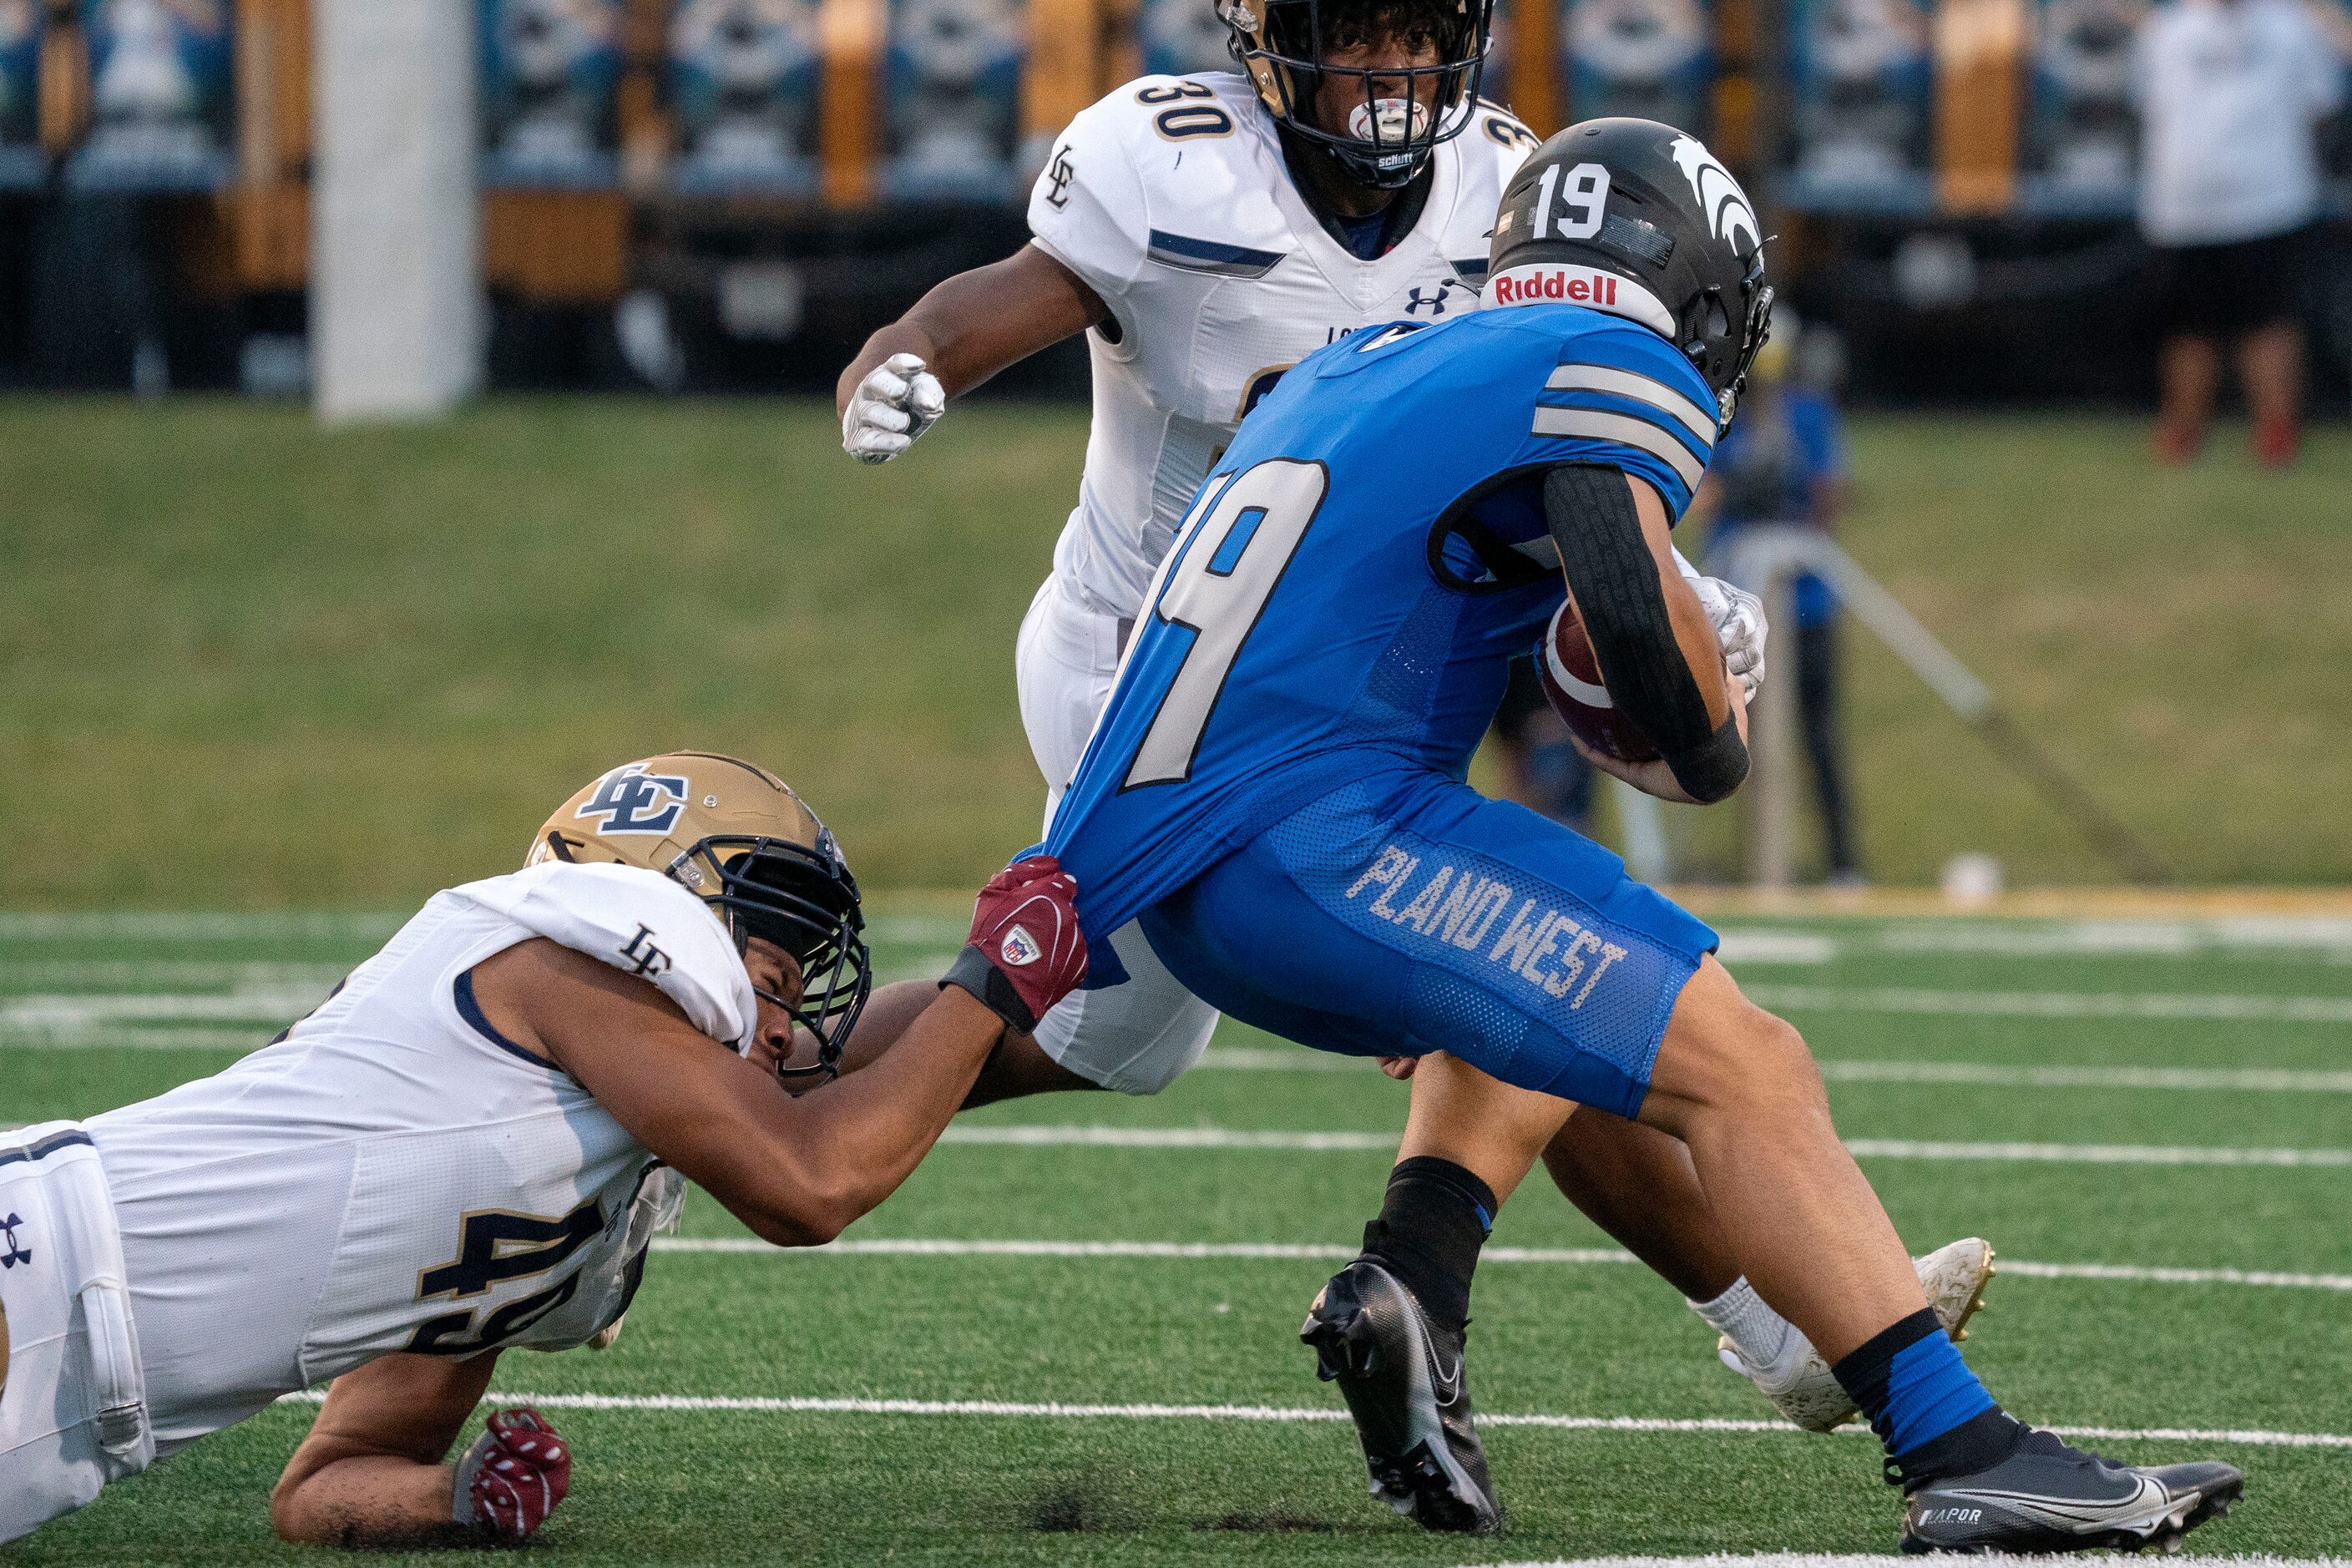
[1541,464,1748,804]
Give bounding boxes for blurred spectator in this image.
[2132,0,2344,467]
[1697,313,1863,884]
[1490,657,1598,836]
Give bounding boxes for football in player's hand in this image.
[1535,599,1661,763]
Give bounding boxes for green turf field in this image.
[6,907,2349,1564]
[3,398,2349,902]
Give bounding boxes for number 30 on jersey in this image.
[1122,459,1328,789]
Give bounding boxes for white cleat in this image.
[1720,1237,1996,1433]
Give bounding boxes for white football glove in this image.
[842,352,946,464]
[1674,549,1768,701]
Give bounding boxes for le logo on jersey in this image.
[1044,144,1075,210]
[576,763,690,835]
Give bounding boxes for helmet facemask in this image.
[672,834,873,1085]
[1222,0,1491,190]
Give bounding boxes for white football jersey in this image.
[1028,71,1540,622]
[87,862,755,1454]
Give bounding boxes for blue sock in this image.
[1831,1308,1998,1459]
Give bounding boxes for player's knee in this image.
[1739,1006,1828,1116]
[1660,983,1824,1125]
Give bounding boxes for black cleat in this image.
[1899,1426,2244,1554]
[1299,1258,1500,1534]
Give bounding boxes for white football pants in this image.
[0,1121,152,1544]
[1014,573,1221,1095]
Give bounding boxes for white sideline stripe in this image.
[938,1124,2352,1166]
[1746,984,2352,1024]
[651,1236,2352,1292]
[271,1388,2352,1449]
[1199,1048,2352,1094]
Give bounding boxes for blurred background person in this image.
[1695,311,1863,886]
[2132,0,2344,467]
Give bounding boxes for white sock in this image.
[1688,1277,1805,1378]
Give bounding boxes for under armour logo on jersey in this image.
[1044,145,1075,210]
[0,1212,28,1269]
[618,924,672,978]
[999,925,1040,967]
[1404,282,1454,316]
[576,764,690,835]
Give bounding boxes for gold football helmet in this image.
[1216,0,1491,190]
[530,752,869,1080]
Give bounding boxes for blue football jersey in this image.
[1044,301,1721,954]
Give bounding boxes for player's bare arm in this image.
[837,246,1106,463]
[271,1350,503,1549]
[472,862,1084,1247]
[1550,468,1749,805]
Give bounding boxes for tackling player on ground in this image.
[0,754,1087,1548]
[837,0,1990,1451]
[1036,118,2245,1551]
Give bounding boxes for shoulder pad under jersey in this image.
[1031,73,1301,299]
[451,862,760,1050]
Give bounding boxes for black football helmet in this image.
[1486,118,1773,424]
[1218,0,1494,190]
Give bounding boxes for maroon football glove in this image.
[453,1407,571,1541]
[942,855,1088,1034]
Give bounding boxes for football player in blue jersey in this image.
[1040,118,2245,1552]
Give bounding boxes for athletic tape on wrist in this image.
[941,945,1034,1036]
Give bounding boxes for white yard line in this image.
[1841,1138,2352,1167]
[0,912,402,941]
[1714,931,1840,965]
[271,1387,2352,1449]
[1874,917,2352,959]
[937,1124,2352,1166]
[0,1025,276,1050]
[942,1125,1399,1151]
[1814,1060,2352,1093]
[1199,1048,2352,1093]
[0,991,322,1026]
[1744,984,2352,1024]
[650,1235,2352,1292]
[0,960,348,989]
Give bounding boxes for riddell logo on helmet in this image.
[1490,266,1621,308]
[1485,264,1676,335]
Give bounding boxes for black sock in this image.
[1358,1156,1495,1334]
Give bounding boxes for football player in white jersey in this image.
[0,753,1087,1549]
[833,0,1993,1474]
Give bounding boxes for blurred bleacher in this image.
[0,0,2347,397]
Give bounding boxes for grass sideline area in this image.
[3,397,2349,905]
[3,908,2350,1564]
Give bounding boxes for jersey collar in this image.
[1257,99,1457,305]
